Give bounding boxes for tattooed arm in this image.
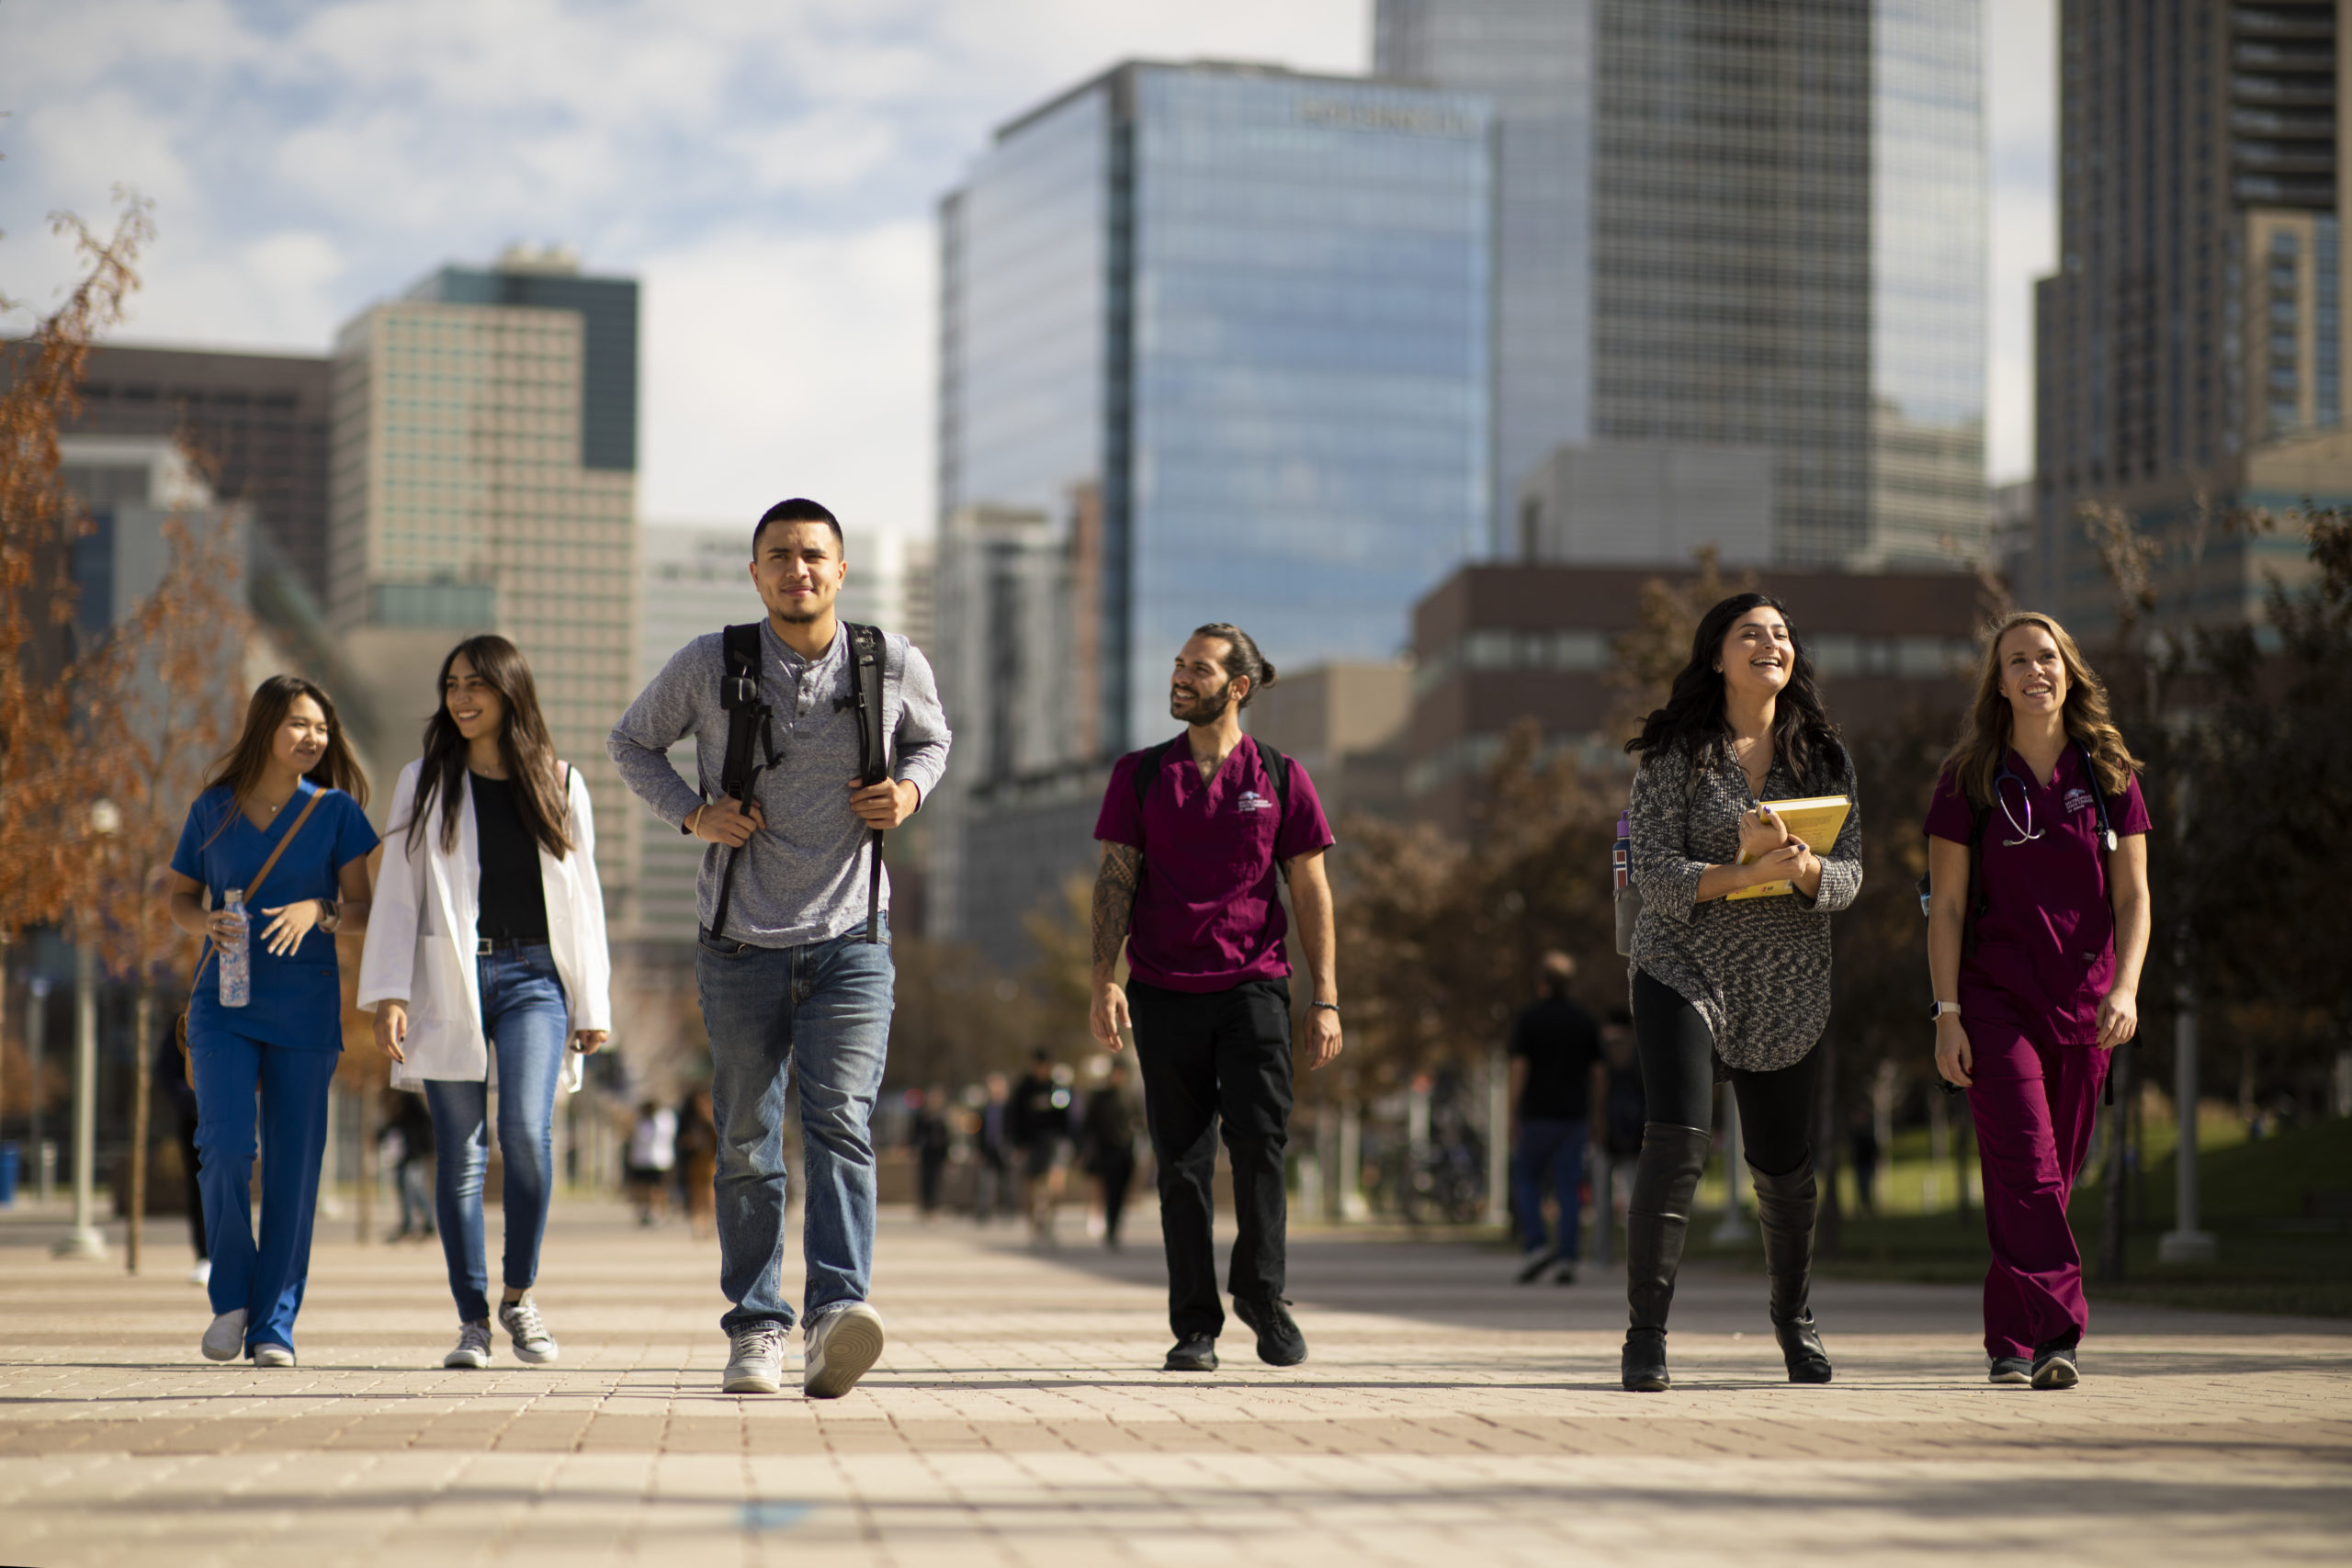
[1089,841,1143,1048]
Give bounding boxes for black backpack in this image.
[1128,733,1290,820]
[708,620,892,943]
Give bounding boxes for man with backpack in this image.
[608,497,951,1399]
[1089,623,1340,1373]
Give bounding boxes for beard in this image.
[1169,678,1234,725]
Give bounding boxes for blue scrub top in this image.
[171,781,379,1051]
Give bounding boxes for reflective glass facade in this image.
[939,62,1492,755]
[1377,0,1594,550]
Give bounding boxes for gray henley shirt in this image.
[607,619,952,948]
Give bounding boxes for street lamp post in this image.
[52,799,120,1261]
[27,975,51,1202]
[2158,972,2217,1264]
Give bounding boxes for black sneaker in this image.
[2030,1346,2080,1390]
[1988,1355,2031,1386]
[1233,1295,1307,1367]
[1162,1335,1218,1372]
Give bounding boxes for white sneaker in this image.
[253,1343,296,1368]
[723,1323,786,1394]
[201,1308,247,1362]
[445,1319,493,1369]
[802,1302,886,1399]
[497,1295,560,1365]
[187,1259,212,1287]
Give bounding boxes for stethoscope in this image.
[1992,747,2119,852]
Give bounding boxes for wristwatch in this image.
[316,899,341,935]
[1928,1000,1962,1021]
[1310,1001,1340,1014]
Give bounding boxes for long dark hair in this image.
[402,635,572,858]
[199,675,369,844]
[1624,592,1845,792]
[1193,621,1277,707]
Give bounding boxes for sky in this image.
[0,0,2055,537]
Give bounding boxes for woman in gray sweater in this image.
[1621,592,1863,1393]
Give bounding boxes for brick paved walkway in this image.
[2,1199,2346,1567]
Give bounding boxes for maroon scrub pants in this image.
[1962,999,2114,1358]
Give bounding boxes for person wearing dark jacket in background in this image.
[1509,952,1606,1284]
[155,1025,209,1285]
[384,1089,437,1241]
[908,1088,951,1219]
[1081,1058,1141,1250]
[1010,1050,1074,1247]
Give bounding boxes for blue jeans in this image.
[1513,1118,1589,1258]
[188,1027,339,1354]
[695,922,892,1334]
[422,943,570,1324]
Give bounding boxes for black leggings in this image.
[1632,969,1817,1178]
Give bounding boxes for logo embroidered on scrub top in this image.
[2063,786,2095,816]
[1237,790,1273,813]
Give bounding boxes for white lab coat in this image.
[357,759,613,1093]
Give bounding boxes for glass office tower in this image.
[1381,0,1986,570]
[940,61,1493,758]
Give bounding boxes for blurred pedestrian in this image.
[1010,1050,1073,1247]
[1081,1058,1140,1250]
[163,675,376,1368]
[1621,594,1862,1393]
[974,1073,1012,1224]
[627,1100,677,1225]
[908,1089,950,1220]
[382,1089,437,1241]
[674,1088,718,1241]
[1846,1111,1881,1218]
[1508,951,1605,1285]
[1591,1008,1645,1262]
[609,497,952,1398]
[1090,624,1339,1373]
[360,635,613,1371]
[1926,611,2150,1391]
[153,1021,209,1285]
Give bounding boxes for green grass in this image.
[1685,1116,2352,1318]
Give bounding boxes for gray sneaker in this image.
[803,1302,887,1399]
[200,1308,248,1362]
[497,1295,559,1365]
[724,1323,787,1394]
[445,1319,493,1370]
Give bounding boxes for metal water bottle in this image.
[218,888,251,1008]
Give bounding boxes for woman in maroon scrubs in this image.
[1926,611,2151,1391]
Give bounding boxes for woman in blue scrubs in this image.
[164,675,378,1367]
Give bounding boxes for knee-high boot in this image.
[1622,1122,1713,1393]
[1749,1158,1833,1383]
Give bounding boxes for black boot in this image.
[1622,1122,1713,1393]
[1750,1158,1833,1384]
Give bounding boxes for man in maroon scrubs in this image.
[1090,623,1340,1373]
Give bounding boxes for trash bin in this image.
[0,1142,19,1206]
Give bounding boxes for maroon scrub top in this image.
[1925,748,2151,1042]
[1095,735,1336,994]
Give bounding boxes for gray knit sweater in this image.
[1626,741,1864,1072]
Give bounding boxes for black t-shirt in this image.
[1510,994,1602,1121]
[470,772,550,942]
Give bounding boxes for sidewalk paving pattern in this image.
[2,1201,2346,1566]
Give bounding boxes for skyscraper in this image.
[931,60,1494,943]
[328,246,639,910]
[2031,0,2349,634]
[1379,0,1988,569]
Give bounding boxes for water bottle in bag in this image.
[219,888,251,1008]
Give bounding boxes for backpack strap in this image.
[708,622,775,941]
[2074,739,2118,851]
[1129,736,1185,812]
[1252,737,1291,827]
[843,623,891,944]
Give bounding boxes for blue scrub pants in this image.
[188,1027,340,1355]
[1512,1118,1589,1258]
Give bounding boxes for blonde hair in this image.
[1945,611,2141,807]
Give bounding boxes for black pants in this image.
[175,1113,207,1259]
[917,1149,946,1213]
[1127,976,1294,1339]
[1632,970,1815,1178]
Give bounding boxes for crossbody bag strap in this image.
[179,787,329,1043]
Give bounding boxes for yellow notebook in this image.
[1725,795,1851,900]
